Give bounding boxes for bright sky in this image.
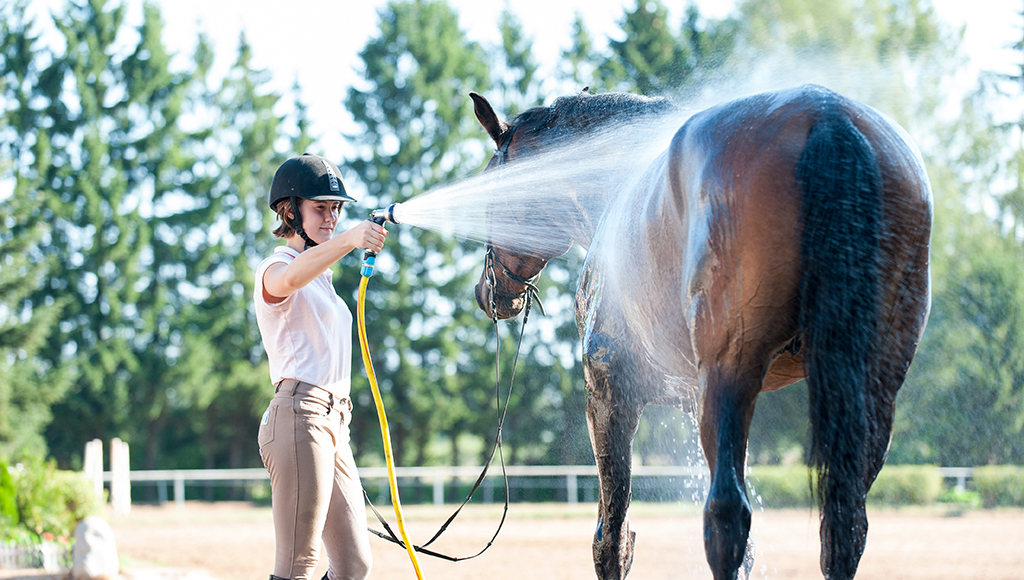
[21,0,1023,198]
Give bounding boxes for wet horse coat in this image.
[471,85,931,580]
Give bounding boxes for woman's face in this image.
[296,200,342,244]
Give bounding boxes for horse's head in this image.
[469,91,574,320]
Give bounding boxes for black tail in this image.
[797,94,882,580]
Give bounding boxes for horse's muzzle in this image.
[474,281,491,318]
[475,281,525,321]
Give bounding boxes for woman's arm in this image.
[262,221,387,303]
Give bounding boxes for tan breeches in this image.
[259,381,372,580]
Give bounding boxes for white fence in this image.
[0,541,70,571]
[96,464,976,510]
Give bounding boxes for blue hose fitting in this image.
[361,252,376,278]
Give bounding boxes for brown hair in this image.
[272,198,301,238]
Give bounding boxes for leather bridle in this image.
[483,124,546,321]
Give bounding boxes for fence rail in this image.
[102,465,975,509]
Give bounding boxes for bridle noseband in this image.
[484,243,545,321]
[483,124,546,321]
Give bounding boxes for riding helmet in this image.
[269,153,356,211]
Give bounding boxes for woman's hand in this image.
[338,220,387,254]
[262,220,388,303]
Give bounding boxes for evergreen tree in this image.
[493,9,543,113]
[0,0,73,459]
[889,7,1024,465]
[185,35,312,476]
[344,0,493,467]
[32,0,217,468]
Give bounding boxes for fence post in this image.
[83,439,104,500]
[174,471,185,510]
[566,473,578,505]
[109,438,131,516]
[433,475,444,506]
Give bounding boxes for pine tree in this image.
[345,0,495,466]
[0,0,73,460]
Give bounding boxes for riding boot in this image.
[269,575,290,580]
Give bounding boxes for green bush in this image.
[746,465,813,508]
[972,466,1024,508]
[0,460,19,530]
[867,465,942,506]
[937,486,982,508]
[10,456,103,540]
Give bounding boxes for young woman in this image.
[254,153,387,580]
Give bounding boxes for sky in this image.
[20,0,1024,200]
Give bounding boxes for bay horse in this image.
[469,85,931,580]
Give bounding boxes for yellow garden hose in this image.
[356,273,425,580]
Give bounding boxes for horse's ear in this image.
[470,91,507,144]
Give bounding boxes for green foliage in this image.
[892,206,1024,465]
[866,465,943,506]
[8,456,101,540]
[973,466,1024,508]
[0,460,18,529]
[937,486,982,509]
[0,0,74,460]
[1,0,303,476]
[747,465,813,508]
[344,0,504,467]
[748,382,810,465]
[578,0,736,95]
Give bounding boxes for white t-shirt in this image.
[254,246,352,399]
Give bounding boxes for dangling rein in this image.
[356,249,538,576]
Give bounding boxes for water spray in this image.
[355,204,424,580]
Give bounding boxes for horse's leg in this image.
[583,334,645,580]
[700,363,762,580]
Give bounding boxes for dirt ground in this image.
[4,502,1023,580]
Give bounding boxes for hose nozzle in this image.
[362,204,399,277]
[369,203,400,225]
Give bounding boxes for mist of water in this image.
[391,108,692,257]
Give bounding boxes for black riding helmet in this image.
[270,153,357,249]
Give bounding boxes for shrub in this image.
[10,456,103,540]
[937,486,982,508]
[972,466,1024,508]
[867,465,942,506]
[1,460,19,530]
[746,465,813,508]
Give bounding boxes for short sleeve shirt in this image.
[254,246,352,399]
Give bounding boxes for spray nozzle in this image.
[369,203,400,226]
[362,204,399,277]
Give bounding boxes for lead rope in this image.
[361,252,536,563]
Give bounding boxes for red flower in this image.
[42,532,55,541]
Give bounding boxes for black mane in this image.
[510,92,676,141]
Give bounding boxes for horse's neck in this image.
[563,189,609,251]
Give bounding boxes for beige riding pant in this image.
[258,380,372,580]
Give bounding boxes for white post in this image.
[566,473,578,505]
[109,438,131,516]
[174,472,185,510]
[433,476,444,506]
[83,439,104,500]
